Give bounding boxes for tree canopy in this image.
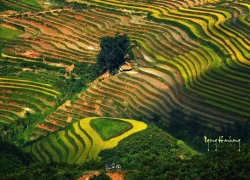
[97,33,131,73]
[99,126,250,180]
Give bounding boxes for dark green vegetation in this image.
[0,26,23,40]
[1,124,250,179]
[97,33,133,74]
[90,118,132,141]
[99,126,250,180]
[0,140,98,179]
[0,140,32,172]
[164,109,250,151]
[0,140,86,180]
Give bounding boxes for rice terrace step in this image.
[0,0,250,179]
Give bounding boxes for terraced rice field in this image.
[25,117,147,164]
[0,0,249,139]
[0,76,59,124]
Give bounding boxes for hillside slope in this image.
[24,117,147,164]
[0,1,249,144]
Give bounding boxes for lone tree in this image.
[97,33,134,74]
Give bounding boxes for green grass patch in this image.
[90,118,133,141]
[22,0,42,8]
[0,0,43,11]
[0,26,23,40]
[0,4,11,12]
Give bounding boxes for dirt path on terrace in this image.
[78,171,99,180]
[78,171,124,180]
[107,172,124,180]
[19,50,40,59]
[0,23,19,31]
